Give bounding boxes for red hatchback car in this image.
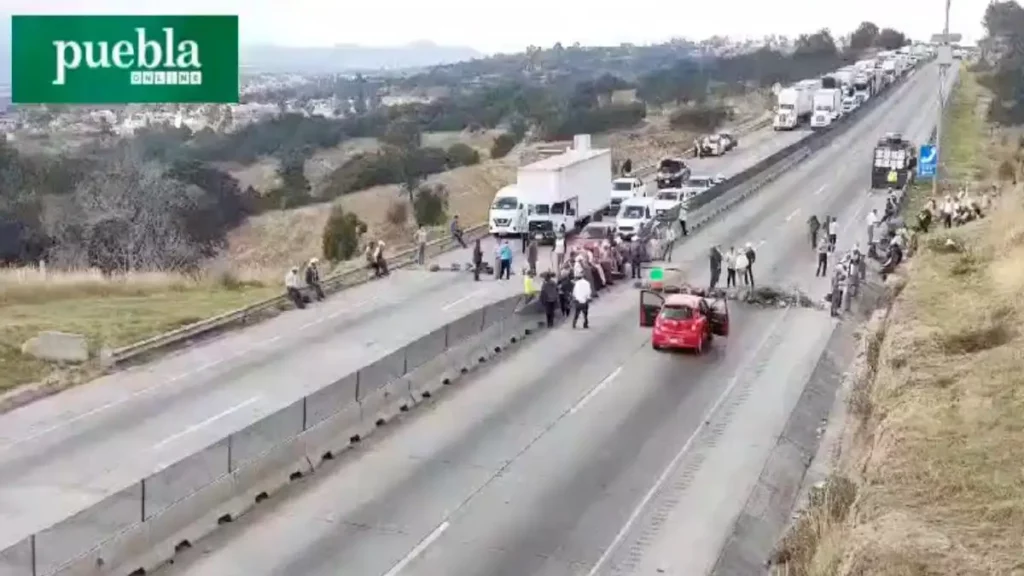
[639,290,729,354]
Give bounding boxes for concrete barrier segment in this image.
[33,482,143,576]
[0,537,33,576]
[143,438,230,520]
[303,372,358,430]
[228,400,304,472]
[443,308,486,347]
[354,349,406,400]
[403,327,448,373]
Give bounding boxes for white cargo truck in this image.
[521,134,613,241]
[852,74,873,104]
[811,88,842,128]
[609,176,646,216]
[488,184,534,238]
[773,86,813,130]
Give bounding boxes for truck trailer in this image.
[871,132,917,189]
[773,86,813,130]
[521,134,613,241]
[811,88,842,128]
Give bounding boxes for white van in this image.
[616,197,655,240]
[488,185,529,237]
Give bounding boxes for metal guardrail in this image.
[102,114,774,368]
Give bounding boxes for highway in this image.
[156,65,953,576]
[0,108,802,553]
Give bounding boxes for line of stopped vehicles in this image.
[485,45,927,354]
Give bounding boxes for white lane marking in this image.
[151,396,261,450]
[382,520,450,576]
[785,208,801,223]
[569,366,623,416]
[441,289,484,311]
[585,312,788,576]
[814,185,825,196]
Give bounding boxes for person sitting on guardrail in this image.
[416,226,429,265]
[725,246,737,288]
[450,215,467,249]
[540,272,560,327]
[571,272,592,329]
[807,215,820,251]
[304,258,325,301]
[374,240,389,277]
[285,267,306,309]
[365,243,379,277]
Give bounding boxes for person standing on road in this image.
[827,217,839,252]
[304,258,325,301]
[540,273,560,328]
[558,270,573,318]
[527,236,539,276]
[554,229,566,269]
[725,246,737,288]
[941,195,954,228]
[743,242,757,288]
[472,239,483,281]
[866,209,879,248]
[629,239,643,280]
[815,233,829,277]
[498,240,513,280]
[735,248,750,287]
[285,267,306,309]
[450,215,467,249]
[709,245,723,290]
[807,215,820,251]
[416,226,429,265]
[829,264,845,318]
[571,272,592,329]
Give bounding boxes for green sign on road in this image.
[649,267,664,282]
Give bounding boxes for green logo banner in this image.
[12,15,239,104]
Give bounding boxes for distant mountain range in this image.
[240,42,485,74]
[0,34,481,88]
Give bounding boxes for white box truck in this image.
[521,134,613,241]
[488,184,535,238]
[810,88,842,128]
[773,86,813,130]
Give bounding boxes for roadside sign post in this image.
[918,144,937,179]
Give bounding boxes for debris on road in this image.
[724,285,825,310]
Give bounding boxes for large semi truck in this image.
[871,132,918,189]
[773,85,813,130]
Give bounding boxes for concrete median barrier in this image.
[143,438,230,520]
[0,537,33,576]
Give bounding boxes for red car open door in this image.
[639,290,665,327]
[708,297,730,336]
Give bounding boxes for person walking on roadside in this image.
[709,245,723,290]
[304,258,325,301]
[725,246,738,288]
[571,272,592,329]
[527,236,539,276]
[865,209,879,249]
[540,273,560,328]
[827,217,838,252]
[472,239,483,281]
[498,240,513,280]
[807,215,820,251]
[815,233,829,277]
[285,266,306,309]
[830,264,846,318]
[450,215,467,249]
[416,226,429,265]
[743,242,757,288]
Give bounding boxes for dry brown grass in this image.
[773,69,1024,576]
[0,267,279,393]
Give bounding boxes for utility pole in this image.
[933,0,953,197]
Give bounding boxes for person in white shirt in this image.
[415,227,429,265]
[284,267,305,309]
[553,231,566,269]
[941,195,954,228]
[724,247,737,287]
[571,274,592,329]
[734,250,750,286]
[866,209,879,247]
[827,217,839,252]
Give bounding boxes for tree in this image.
[491,133,517,159]
[849,21,880,51]
[876,28,909,50]
[380,118,422,150]
[322,204,366,262]
[446,143,480,168]
[794,29,838,57]
[981,1,1024,125]
[270,157,313,209]
[412,183,448,226]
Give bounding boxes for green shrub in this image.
[322,204,367,261]
[490,133,517,159]
[446,143,480,168]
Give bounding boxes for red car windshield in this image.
[660,306,694,320]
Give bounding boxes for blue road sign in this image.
[918,144,937,178]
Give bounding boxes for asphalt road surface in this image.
[157,65,953,576]
[0,106,803,552]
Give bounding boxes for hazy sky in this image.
[1,0,991,53]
